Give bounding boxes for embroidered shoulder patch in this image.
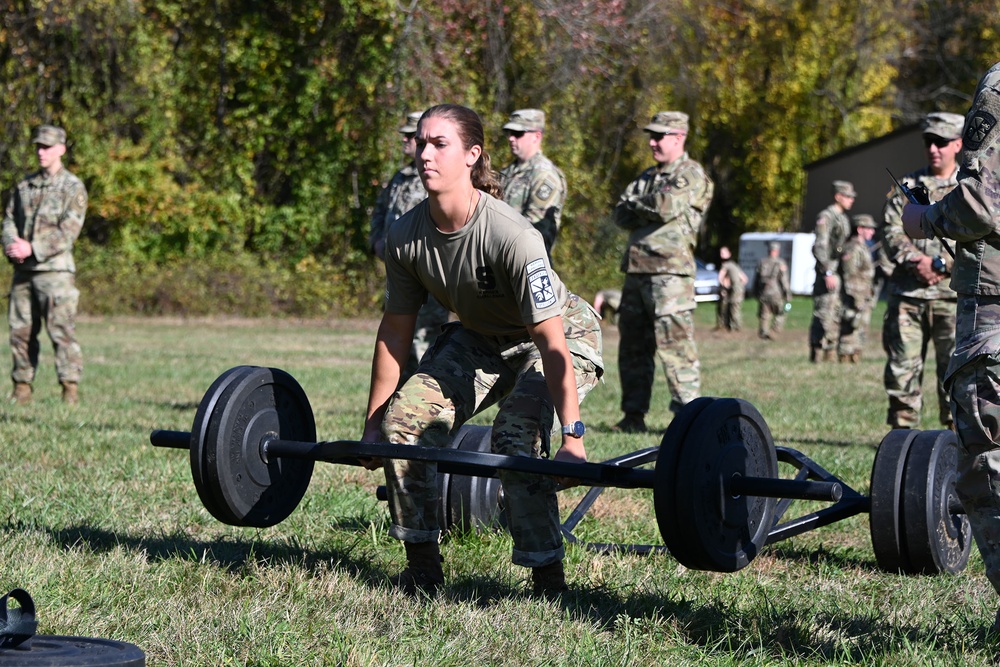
[526,258,556,308]
[964,110,996,151]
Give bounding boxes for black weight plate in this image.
[901,429,972,574]
[0,635,145,666]
[869,429,918,573]
[445,425,507,533]
[189,366,255,520]
[654,397,716,567]
[670,398,777,572]
[198,366,316,527]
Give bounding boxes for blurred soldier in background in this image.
[368,111,449,378]
[809,180,855,361]
[837,214,876,363]
[716,246,747,331]
[754,241,791,340]
[2,124,87,405]
[880,111,964,429]
[499,109,567,262]
[612,111,714,432]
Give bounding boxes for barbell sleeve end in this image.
[150,429,192,450]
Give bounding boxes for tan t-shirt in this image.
[384,192,568,338]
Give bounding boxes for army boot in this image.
[61,381,79,405]
[612,413,647,433]
[531,560,568,597]
[10,382,32,405]
[823,349,835,362]
[851,352,861,363]
[391,541,444,596]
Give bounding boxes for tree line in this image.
[1,0,995,316]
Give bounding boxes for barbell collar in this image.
[728,474,843,503]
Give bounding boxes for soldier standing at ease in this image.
[499,109,567,261]
[809,180,856,361]
[754,241,791,340]
[612,111,714,432]
[880,111,964,429]
[369,111,449,378]
[2,125,87,405]
[837,214,876,363]
[901,60,1000,631]
[716,245,747,331]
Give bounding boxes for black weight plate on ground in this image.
[869,429,919,572]
[189,366,255,518]
[0,635,145,666]
[670,398,777,572]
[444,425,507,533]
[901,429,972,574]
[198,366,316,527]
[654,397,716,567]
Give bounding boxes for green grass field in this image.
[1,297,997,666]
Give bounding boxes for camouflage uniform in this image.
[880,146,960,428]
[500,153,566,259]
[614,112,714,415]
[2,126,87,390]
[369,112,449,377]
[754,247,790,339]
[809,183,854,358]
[500,110,567,259]
[918,61,1000,607]
[837,218,876,360]
[716,259,746,331]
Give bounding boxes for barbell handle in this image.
[729,474,843,503]
[151,430,190,449]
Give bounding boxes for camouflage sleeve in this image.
[881,184,925,268]
[368,180,393,253]
[613,175,647,230]
[628,163,712,227]
[781,264,791,301]
[1,188,20,247]
[812,210,832,272]
[32,180,87,263]
[523,167,566,249]
[925,167,1000,243]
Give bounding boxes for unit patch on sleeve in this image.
[526,258,556,308]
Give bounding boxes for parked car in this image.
[593,259,722,324]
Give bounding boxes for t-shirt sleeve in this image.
[505,226,565,324]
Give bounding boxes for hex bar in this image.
[728,475,843,503]
[561,446,660,536]
[267,438,658,489]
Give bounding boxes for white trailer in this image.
[738,232,817,296]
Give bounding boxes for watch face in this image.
[571,421,585,437]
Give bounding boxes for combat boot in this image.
[823,349,835,362]
[9,382,31,405]
[838,354,848,363]
[391,541,444,596]
[531,560,568,597]
[61,381,79,405]
[612,413,647,434]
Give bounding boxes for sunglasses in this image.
[507,130,526,138]
[648,132,683,141]
[924,135,955,148]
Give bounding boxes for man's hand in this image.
[911,255,942,285]
[4,238,31,263]
[824,273,838,291]
[902,203,930,240]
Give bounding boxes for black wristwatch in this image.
[561,421,586,438]
[931,255,947,275]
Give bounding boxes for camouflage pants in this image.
[949,355,1000,597]
[881,295,956,428]
[837,298,873,357]
[757,298,786,338]
[716,289,744,331]
[809,275,840,352]
[617,273,700,415]
[8,271,82,385]
[381,296,603,568]
[403,295,451,380]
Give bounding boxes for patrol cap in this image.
[852,214,876,229]
[643,111,689,134]
[32,125,66,146]
[398,112,423,134]
[768,241,781,251]
[503,109,545,132]
[922,111,964,140]
[832,180,857,198]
